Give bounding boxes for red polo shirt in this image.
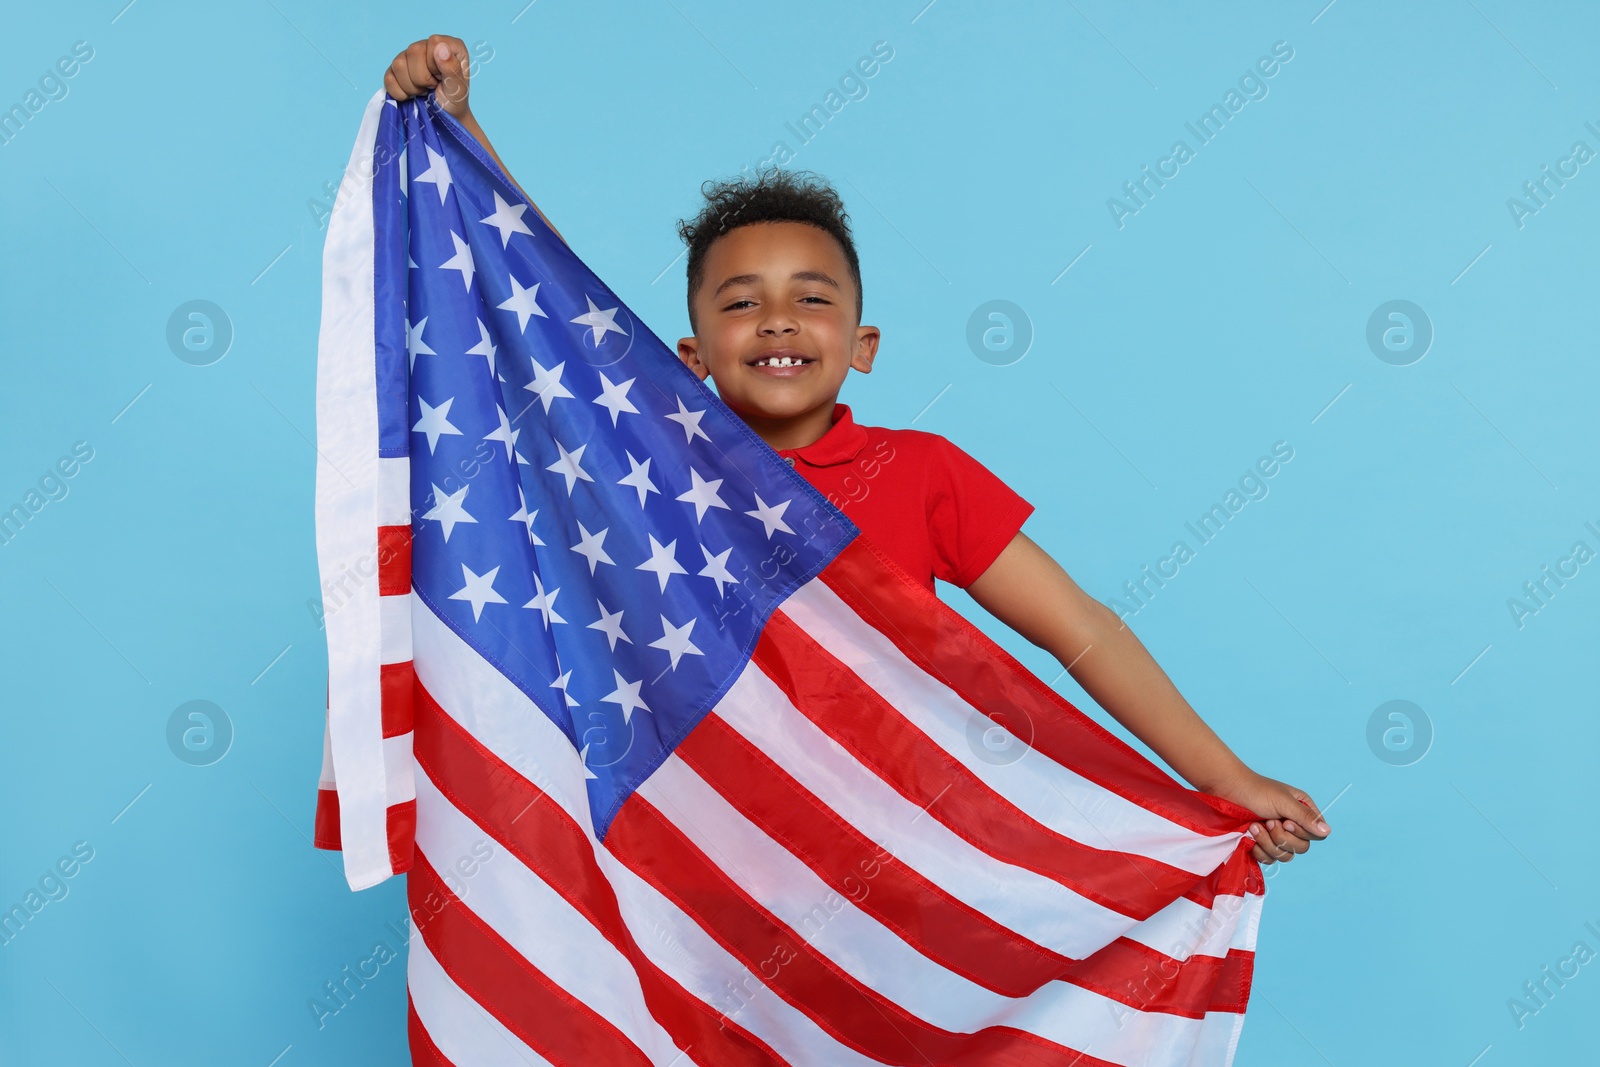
[775,404,1034,593]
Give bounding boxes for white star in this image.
[587,599,631,651]
[508,487,545,546]
[407,317,436,371]
[412,396,463,454]
[525,358,574,413]
[591,372,639,426]
[600,669,651,724]
[498,274,548,333]
[523,571,566,629]
[665,396,712,444]
[617,452,659,508]
[650,615,705,671]
[479,190,534,247]
[397,145,408,196]
[466,318,497,375]
[744,493,795,539]
[577,743,599,780]
[676,467,730,522]
[422,483,477,542]
[439,231,476,290]
[569,522,615,575]
[570,295,627,347]
[636,534,688,593]
[449,563,506,622]
[546,440,593,495]
[413,144,453,203]
[551,669,579,707]
[698,544,738,598]
[483,406,520,461]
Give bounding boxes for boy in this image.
[383,35,1329,866]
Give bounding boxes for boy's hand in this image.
[1206,770,1330,865]
[384,35,473,118]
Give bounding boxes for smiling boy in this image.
[384,35,1331,865]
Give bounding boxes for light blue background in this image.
[3,1,1597,1064]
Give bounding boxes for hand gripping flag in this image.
[313,89,1268,1066]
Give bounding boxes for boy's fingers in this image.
[391,51,426,98]
[404,40,439,93]
[1265,820,1306,857]
[1291,790,1331,836]
[430,36,470,110]
[428,35,463,75]
[384,70,404,101]
[1280,819,1315,843]
[1253,821,1294,861]
[388,56,417,98]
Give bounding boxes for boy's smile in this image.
[678,221,879,452]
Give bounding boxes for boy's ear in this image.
[677,336,710,381]
[850,325,881,374]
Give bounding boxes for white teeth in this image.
[757,356,807,367]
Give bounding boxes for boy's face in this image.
[677,221,878,432]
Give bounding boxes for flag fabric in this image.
[313,89,1268,1067]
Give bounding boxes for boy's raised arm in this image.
[383,35,566,246]
[965,531,1330,866]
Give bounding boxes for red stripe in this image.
[819,537,1260,834]
[1183,842,1264,910]
[677,713,1252,1015]
[411,677,790,1067]
[1060,939,1253,1017]
[406,992,455,1066]
[678,713,1063,996]
[609,793,1125,1067]
[382,660,416,737]
[379,525,411,596]
[753,609,1200,921]
[388,798,416,875]
[315,786,413,876]
[314,787,341,850]
[409,853,652,1067]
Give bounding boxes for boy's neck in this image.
[736,399,840,453]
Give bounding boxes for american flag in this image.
[313,89,1267,1067]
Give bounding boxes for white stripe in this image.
[715,661,1135,958]
[408,924,557,1067]
[781,583,1242,875]
[640,757,1257,1062]
[1125,879,1264,961]
[384,732,416,805]
[319,715,336,788]
[1195,1006,1250,1066]
[414,771,681,1065]
[378,456,411,527]
[380,594,412,663]
[316,88,391,891]
[600,844,885,1067]
[639,756,994,1020]
[722,651,1254,963]
[411,599,594,835]
[411,598,873,1066]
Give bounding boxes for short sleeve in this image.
[926,436,1034,588]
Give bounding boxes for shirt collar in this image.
[777,403,868,468]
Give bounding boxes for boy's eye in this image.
[722,295,830,311]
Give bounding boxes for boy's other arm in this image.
[965,532,1329,864]
[383,35,567,246]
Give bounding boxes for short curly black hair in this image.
[676,168,862,335]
